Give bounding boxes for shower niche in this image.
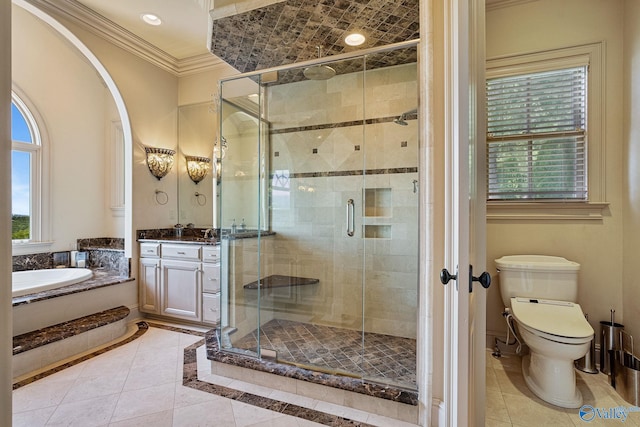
[217,43,419,390]
[364,187,392,239]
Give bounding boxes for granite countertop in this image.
[138,230,276,244]
[138,236,219,245]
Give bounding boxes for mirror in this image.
[177,102,215,228]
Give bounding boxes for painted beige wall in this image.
[486,0,625,339]
[43,12,180,254]
[178,65,238,106]
[623,0,640,345]
[13,6,117,250]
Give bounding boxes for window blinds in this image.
[486,66,587,200]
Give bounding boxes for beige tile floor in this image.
[14,325,640,426]
[486,349,640,426]
[11,326,416,427]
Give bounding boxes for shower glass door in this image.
[219,43,419,390]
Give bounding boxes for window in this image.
[11,90,48,249]
[487,66,587,200]
[486,43,606,220]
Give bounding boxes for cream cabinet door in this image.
[139,257,161,314]
[161,259,202,321]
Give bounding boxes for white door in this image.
[440,0,487,425]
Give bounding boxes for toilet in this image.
[495,255,594,408]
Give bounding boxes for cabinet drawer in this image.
[202,246,220,263]
[202,264,220,293]
[140,243,160,257]
[202,292,220,324]
[161,244,201,261]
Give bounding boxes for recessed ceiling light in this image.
[141,13,162,26]
[344,32,366,46]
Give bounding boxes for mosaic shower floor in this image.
[232,318,417,390]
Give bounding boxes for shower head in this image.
[393,115,408,126]
[304,45,336,81]
[393,108,418,126]
[303,64,336,80]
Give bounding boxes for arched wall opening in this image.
[13,0,133,257]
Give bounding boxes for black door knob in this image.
[440,268,457,285]
[472,271,491,289]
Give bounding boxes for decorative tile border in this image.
[271,113,418,135]
[283,167,418,179]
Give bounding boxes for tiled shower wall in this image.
[263,62,419,338]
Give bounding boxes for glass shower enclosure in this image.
[218,41,419,390]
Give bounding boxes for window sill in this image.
[487,201,610,222]
[12,241,54,256]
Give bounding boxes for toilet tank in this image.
[495,255,580,309]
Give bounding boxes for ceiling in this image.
[61,0,525,75]
[68,0,420,74]
[210,0,419,74]
[73,0,214,60]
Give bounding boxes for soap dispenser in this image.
[231,219,237,233]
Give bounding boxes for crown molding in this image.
[24,0,224,76]
[485,0,538,12]
[177,53,229,76]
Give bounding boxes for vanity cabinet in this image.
[139,241,220,324]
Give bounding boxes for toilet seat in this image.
[511,297,594,344]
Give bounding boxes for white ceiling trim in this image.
[25,0,224,76]
[485,0,539,12]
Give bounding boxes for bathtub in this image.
[12,268,93,297]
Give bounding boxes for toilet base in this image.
[522,353,583,408]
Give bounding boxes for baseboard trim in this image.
[432,399,445,426]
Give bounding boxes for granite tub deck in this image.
[205,326,420,424]
[12,268,135,380]
[11,268,133,307]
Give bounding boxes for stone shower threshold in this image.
[205,327,419,406]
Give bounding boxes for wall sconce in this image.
[185,155,211,184]
[145,147,175,180]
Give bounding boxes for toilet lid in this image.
[511,297,594,339]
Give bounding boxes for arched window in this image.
[11,91,46,246]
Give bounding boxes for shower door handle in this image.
[346,199,355,237]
